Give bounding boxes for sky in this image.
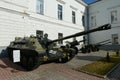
[83,0,99,4]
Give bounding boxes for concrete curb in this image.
[73,69,105,79]
[104,63,120,78]
[75,63,120,80]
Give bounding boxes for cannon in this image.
[65,39,85,54]
[81,39,111,53]
[7,24,111,70]
[92,39,111,51]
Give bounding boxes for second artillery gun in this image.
[7,24,111,71]
[81,39,111,53]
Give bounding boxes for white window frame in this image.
[72,11,76,24]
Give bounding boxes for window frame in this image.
[111,10,117,23]
[36,30,44,38]
[36,0,44,15]
[91,16,96,27]
[112,34,119,45]
[72,11,76,24]
[58,4,63,20]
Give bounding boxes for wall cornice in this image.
[70,5,78,11]
[0,0,28,9]
[56,0,66,4]
[29,12,83,30]
[107,5,120,10]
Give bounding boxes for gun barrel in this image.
[96,39,111,44]
[99,41,111,46]
[48,24,111,44]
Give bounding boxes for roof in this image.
[88,0,102,5]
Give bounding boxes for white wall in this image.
[29,0,87,26]
[0,0,86,46]
[88,0,120,44]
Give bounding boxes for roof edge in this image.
[88,0,102,5]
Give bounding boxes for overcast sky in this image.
[83,0,99,4]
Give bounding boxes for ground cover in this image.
[77,54,120,75]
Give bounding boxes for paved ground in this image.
[65,50,115,69]
[0,51,115,80]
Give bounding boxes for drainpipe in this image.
[86,6,90,45]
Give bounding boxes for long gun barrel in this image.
[96,39,111,44]
[98,41,111,47]
[48,24,111,44]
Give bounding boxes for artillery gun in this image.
[65,39,85,54]
[92,39,111,51]
[7,24,111,70]
[81,39,111,53]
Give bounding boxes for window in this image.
[58,4,63,20]
[112,34,119,44]
[36,0,44,14]
[58,33,63,44]
[72,11,76,24]
[36,30,43,38]
[111,11,117,23]
[91,16,96,27]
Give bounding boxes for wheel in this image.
[81,48,86,53]
[87,48,91,53]
[20,55,40,71]
[58,57,69,63]
[20,55,27,68]
[27,57,34,70]
[73,47,78,54]
[8,49,13,61]
[58,49,75,63]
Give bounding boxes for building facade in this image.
[87,0,120,45]
[0,0,87,56]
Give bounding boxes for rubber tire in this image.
[74,47,78,54]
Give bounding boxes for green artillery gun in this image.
[81,39,111,53]
[7,24,111,70]
[92,39,111,51]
